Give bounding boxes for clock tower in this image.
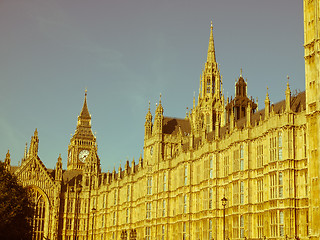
[67,90,97,170]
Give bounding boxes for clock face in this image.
[79,150,90,163]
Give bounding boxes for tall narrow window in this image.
[279,211,284,237]
[224,155,229,177]
[146,202,152,219]
[183,195,187,214]
[232,216,239,239]
[162,225,165,240]
[271,211,278,237]
[304,132,307,158]
[270,173,277,199]
[145,227,151,240]
[162,200,166,217]
[257,178,263,202]
[233,149,239,172]
[257,214,263,238]
[127,185,130,202]
[147,177,152,195]
[233,181,239,205]
[207,78,211,93]
[209,156,213,179]
[209,188,213,209]
[113,212,116,226]
[209,219,212,240]
[257,144,264,168]
[163,173,167,191]
[240,145,244,170]
[30,189,46,240]
[279,172,283,198]
[240,216,244,238]
[103,194,106,208]
[102,214,105,228]
[240,181,244,204]
[114,190,117,205]
[278,132,283,160]
[184,166,188,185]
[183,222,187,240]
[270,136,277,162]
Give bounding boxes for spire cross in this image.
[85,88,87,97]
[159,93,162,104]
[286,75,290,86]
[240,68,243,77]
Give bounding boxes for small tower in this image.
[144,102,153,139]
[264,88,270,119]
[28,129,39,157]
[55,154,63,182]
[4,150,11,171]
[285,76,291,112]
[153,95,164,135]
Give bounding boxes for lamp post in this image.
[221,197,228,240]
[91,207,96,240]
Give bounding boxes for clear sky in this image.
[0,0,304,172]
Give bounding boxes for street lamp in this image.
[221,196,228,240]
[91,208,96,240]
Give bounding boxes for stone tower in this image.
[67,90,96,170]
[304,0,320,238]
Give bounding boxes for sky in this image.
[0,0,304,172]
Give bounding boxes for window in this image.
[279,211,284,237]
[67,200,73,213]
[113,212,116,225]
[240,181,244,204]
[209,219,212,240]
[206,78,211,93]
[257,144,264,168]
[147,177,152,195]
[257,214,263,238]
[162,225,165,240]
[232,216,239,239]
[127,185,130,202]
[103,194,106,208]
[102,214,105,228]
[240,216,244,238]
[126,209,129,223]
[163,173,167,191]
[84,199,88,213]
[209,156,213,179]
[304,132,307,158]
[233,182,239,205]
[240,145,244,170]
[145,227,151,240]
[183,195,187,214]
[30,189,46,240]
[233,149,239,172]
[271,211,278,237]
[257,178,263,202]
[66,218,72,230]
[162,200,166,217]
[183,222,187,240]
[270,136,277,162]
[209,189,213,209]
[270,173,277,199]
[146,202,152,219]
[224,155,229,177]
[114,190,117,205]
[279,172,283,198]
[278,132,283,160]
[184,166,188,185]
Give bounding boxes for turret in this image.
[4,150,10,171]
[28,129,39,157]
[55,154,63,182]
[285,77,291,112]
[144,102,153,139]
[153,95,163,135]
[264,88,270,119]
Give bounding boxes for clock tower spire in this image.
[67,90,97,170]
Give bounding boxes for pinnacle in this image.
[79,91,91,120]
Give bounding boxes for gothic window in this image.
[209,189,213,209]
[182,222,187,240]
[103,194,106,208]
[146,202,152,219]
[233,149,239,172]
[127,185,130,202]
[209,156,213,179]
[184,165,188,185]
[232,215,239,239]
[278,132,283,160]
[30,188,46,240]
[224,154,229,177]
[279,211,284,237]
[240,181,244,204]
[163,173,167,191]
[279,172,283,198]
[257,144,264,168]
[113,212,116,225]
[271,211,278,237]
[240,145,244,171]
[233,181,239,205]
[257,178,263,203]
[147,177,152,195]
[183,195,187,214]
[257,214,264,238]
[207,78,211,93]
[208,219,213,240]
[114,190,117,205]
[162,225,165,240]
[270,173,277,199]
[145,226,151,240]
[126,209,129,224]
[270,136,277,162]
[240,216,244,238]
[162,200,166,217]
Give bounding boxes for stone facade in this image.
[2,1,320,239]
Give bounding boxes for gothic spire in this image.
[79,89,91,120]
[207,21,216,64]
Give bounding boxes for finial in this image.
[211,20,213,29]
[286,75,290,87]
[34,128,38,136]
[240,68,243,77]
[159,93,162,104]
[148,101,150,111]
[85,88,87,97]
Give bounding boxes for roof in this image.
[163,117,191,135]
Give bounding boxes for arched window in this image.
[29,188,46,240]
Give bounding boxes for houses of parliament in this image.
[2,1,320,239]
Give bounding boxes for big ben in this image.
[67,90,96,170]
